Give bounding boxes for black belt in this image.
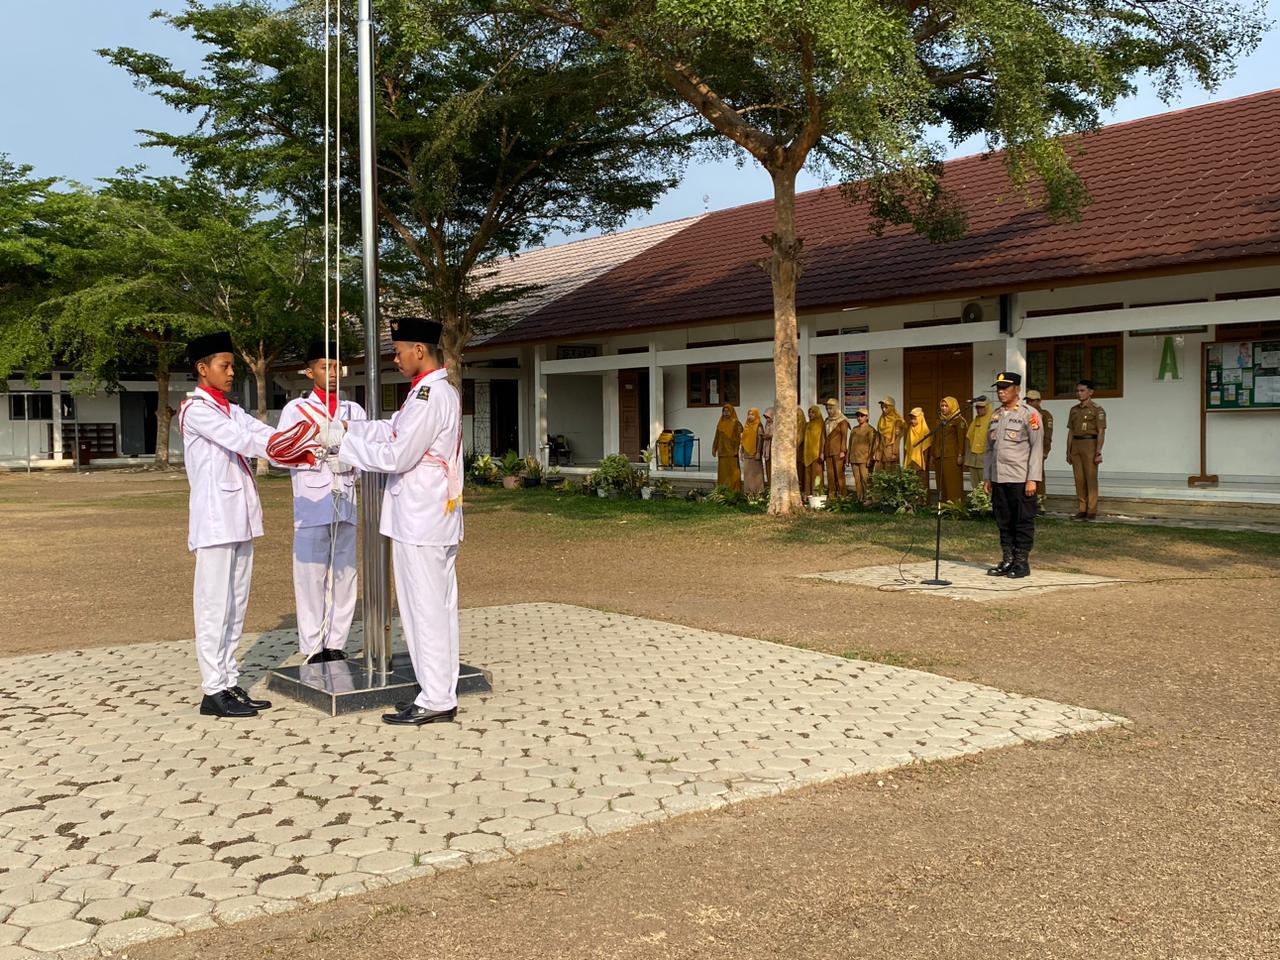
[1073,434,1098,440]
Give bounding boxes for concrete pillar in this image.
[798,317,817,409]
[533,345,549,467]
[648,338,663,451]
[1003,292,1027,380]
[602,370,620,457]
[51,372,63,461]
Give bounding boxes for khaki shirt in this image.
[1037,408,1054,456]
[848,423,875,464]
[1067,401,1106,444]
[984,402,1044,483]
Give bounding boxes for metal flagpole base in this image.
[269,653,492,717]
[920,578,953,586]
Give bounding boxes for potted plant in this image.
[468,454,499,486]
[591,453,636,499]
[649,477,675,501]
[808,475,827,510]
[521,455,542,487]
[545,464,565,489]
[500,449,523,490]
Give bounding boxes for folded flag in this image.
[267,420,319,467]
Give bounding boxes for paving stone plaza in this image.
[0,603,1124,958]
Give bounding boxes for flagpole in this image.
[357,0,392,682]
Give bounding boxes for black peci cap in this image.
[389,316,443,346]
[187,331,235,367]
[305,340,337,363]
[991,371,1022,388]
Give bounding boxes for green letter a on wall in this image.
[1158,336,1180,380]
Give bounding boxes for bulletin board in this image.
[841,351,868,415]
[1203,340,1280,410]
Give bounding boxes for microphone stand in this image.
[917,411,962,588]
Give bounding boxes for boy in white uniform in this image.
[276,341,367,664]
[321,317,464,726]
[180,331,312,717]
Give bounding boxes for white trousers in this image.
[193,541,254,696]
[391,541,460,711]
[292,522,358,657]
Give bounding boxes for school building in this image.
[5,91,1278,508]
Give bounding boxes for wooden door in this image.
[619,370,642,459]
[489,379,520,457]
[904,344,973,427]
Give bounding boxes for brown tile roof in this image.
[484,89,1280,347]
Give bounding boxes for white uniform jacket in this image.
[179,387,275,552]
[340,368,464,547]
[277,392,368,529]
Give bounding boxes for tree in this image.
[520,0,1266,514]
[102,0,691,384]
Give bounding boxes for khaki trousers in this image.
[825,455,847,497]
[850,462,870,500]
[1069,440,1100,515]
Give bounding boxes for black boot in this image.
[987,548,1013,576]
[1006,550,1031,579]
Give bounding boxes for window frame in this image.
[686,362,740,408]
[1026,333,1124,399]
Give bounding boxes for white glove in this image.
[316,420,346,450]
[329,456,355,475]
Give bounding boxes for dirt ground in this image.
[1,470,1278,959]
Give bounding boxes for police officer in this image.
[1066,379,1106,520]
[323,317,464,726]
[1024,389,1053,498]
[984,371,1043,579]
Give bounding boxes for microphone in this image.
[965,395,987,404]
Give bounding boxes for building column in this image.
[51,372,63,461]
[798,317,816,408]
[533,345,549,467]
[1002,292,1028,380]
[648,338,663,452]
[602,370,620,457]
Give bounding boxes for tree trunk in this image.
[441,309,466,392]
[154,361,174,468]
[252,354,270,476]
[766,164,805,517]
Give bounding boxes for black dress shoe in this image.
[381,704,457,726]
[325,649,348,661]
[305,650,327,664]
[1071,512,1088,520]
[200,690,257,718]
[229,686,272,710]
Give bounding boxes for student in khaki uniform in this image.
[964,398,992,490]
[802,405,825,495]
[932,396,967,504]
[1066,378,1106,520]
[872,396,905,471]
[984,371,1043,579]
[846,408,874,501]
[1025,389,1053,498]
[822,398,850,497]
[904,407,932,496]
[712,404,744,493]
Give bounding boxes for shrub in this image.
[589,453,640,494]
[867,467,927,514]
[468,454,499,484]
[500,449,523,477]
[966,485,993,516]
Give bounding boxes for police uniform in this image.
[333,318,464,725]
[1025,390,1053,498]
[1067,392,1106,519]
[276,345,368,663]
[984,372,1044,578]
[180,331,277,717]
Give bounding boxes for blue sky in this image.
[2,0,1277,236]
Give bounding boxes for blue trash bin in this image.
[673,429,695,468]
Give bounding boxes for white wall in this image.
[548,375,603,463]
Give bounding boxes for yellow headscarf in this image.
[940,396,960,420]
[803,404,824,465]
[905,407,932,469]
[967,401,992,454]
[715,404,741,455]
[741,407,762,456]
[877,396,904,442]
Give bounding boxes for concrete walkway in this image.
[0,604,1123,958]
